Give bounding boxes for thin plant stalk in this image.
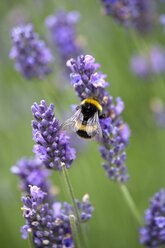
[61,163,81,223]
[28,229,35,248]
[61,163,88,248]
[70,214,81,248]
[120,184,143,226]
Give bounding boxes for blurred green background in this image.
[1,0,165,247]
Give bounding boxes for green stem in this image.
[61,163,88,248]
[28,229,35,248]
[69,215,81,248]
[120,184,143,226]
[61,163,81,224]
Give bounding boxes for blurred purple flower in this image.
[45,9,82,77]
[99,0,156,34]
[150,98,165,128]
[160,14,165,26]
[67,54,130,183]
[139,189,165,247]
[130,54,149,78]
[11,157,51,194]
[130,45,165,79]
[150,46,165,74]
[31,100,76,170]
[10,24,54,80]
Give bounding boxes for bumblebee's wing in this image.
[86,112,102,138]
[60,108,83,133]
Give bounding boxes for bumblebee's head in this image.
[81,99,102,118]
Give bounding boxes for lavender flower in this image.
[160,14,165,26]
[150,98,165,128]
[139,189,165,247]
[45,9,82,76]
[59,194,94,223]
[31,100,76,170]
[99,0,156,34]
[11,157,51,194]
[130,45,165,79]
[21,185,94,247]
[10,24,54,80]
[160,14,165,35]
[67,55,130,183]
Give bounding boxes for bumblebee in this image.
[60,98,103,139]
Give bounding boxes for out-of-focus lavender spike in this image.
[130,45,165,79]
[150,98,165,128]
[11,157,55,202]
[45,9,83,77]
[11,157,50,192]
[99,0,156,34]
[9,24,54,80]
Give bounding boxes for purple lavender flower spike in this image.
[11,157,51,195]
[130,54,149,78]
[150,46,165,74]
[21,186,94,247]
[45,9,82,77]
[31,100,76,170]
[150,98,165,128]
[130,45,165,79]
[99,0,156,34]
[160,14,165,26]
[60,194,94,223]
[9,24,54,80]
[67,54,130,183]
[139,189,165,247]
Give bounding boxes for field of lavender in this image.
[1,0,165,247]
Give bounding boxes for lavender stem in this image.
[70,215,81,248]
[120,184,143,225]
[61,163,88,248]
[28,230,35,248]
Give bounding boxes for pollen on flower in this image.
[82,193,90,203]
[21,207,32,218]
[110,109,115,119]
[42,240,50,245]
